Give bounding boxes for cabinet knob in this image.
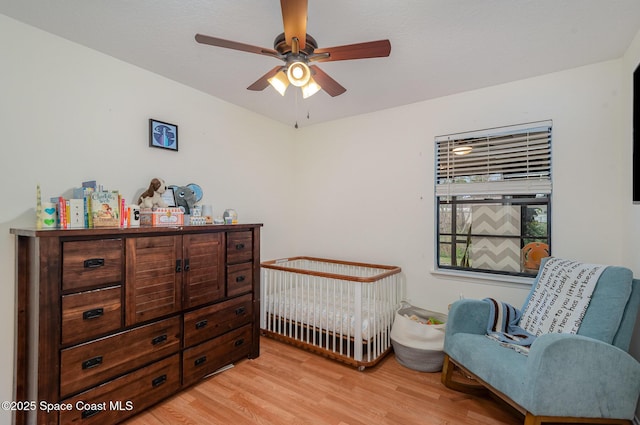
[195,319,208,330]
[151,334,167,345]
[151,374,167,388]
[82,356,103,370]
[83,258,105,268]
[82,308,104,320]
[194,356,207,367]
[184,259,190,271]
[235,243,245,250]
[81,409,101,419]
[175,259,182,272]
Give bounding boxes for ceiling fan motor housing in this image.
[273,32,318,56]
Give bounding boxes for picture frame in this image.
[634,63,639,203]
[161,187,177,207]
[149,119,178,151]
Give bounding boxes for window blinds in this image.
[435,120,552,196]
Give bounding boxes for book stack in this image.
[45,180,128,229]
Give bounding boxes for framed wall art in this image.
[634,63,639,203]
[149,119,178,151]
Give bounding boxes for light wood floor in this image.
[125,336,523,425]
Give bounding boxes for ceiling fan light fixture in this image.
[301,77,321,99]
[287,61,311,87]
[268,70,289,96]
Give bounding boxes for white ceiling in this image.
[2,1,640,128]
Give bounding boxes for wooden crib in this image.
[260,257,402,370]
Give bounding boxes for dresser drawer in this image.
[226,231,253,264]
[62,239,123,291]
[182,324,252,387]
[227,263,253,297]
[61,286,122,346]
[60,316,181,398]
[59,354,180,425]
[183,294,252,348]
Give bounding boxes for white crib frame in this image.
[261,257,402,369]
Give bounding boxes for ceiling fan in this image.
[195,0,391,99]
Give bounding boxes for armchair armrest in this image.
[524,333,640,418]
[445,299,490,337]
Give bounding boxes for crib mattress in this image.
[264,288,391,341]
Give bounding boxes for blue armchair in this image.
[441,261,640,425]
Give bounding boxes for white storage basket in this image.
[390,301,447,372]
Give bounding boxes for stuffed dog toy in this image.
[138,178,168,209]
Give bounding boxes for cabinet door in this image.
[182,232,225,309]
[126,236,182,325]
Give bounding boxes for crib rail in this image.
[261,256,401,282]
[261,257,402,369]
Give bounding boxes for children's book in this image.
[89,191,120,227]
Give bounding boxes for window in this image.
[435,121,552,277]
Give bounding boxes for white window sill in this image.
[430,268,534,288]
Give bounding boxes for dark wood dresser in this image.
[11,224,262,425]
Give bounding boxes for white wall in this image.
[0,14,297,424]
[295,59,629,311]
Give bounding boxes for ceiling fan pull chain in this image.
[294,88,299,128]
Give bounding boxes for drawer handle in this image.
[194,356,207,367]
[235,275,246,283]
[81,408,101,419]
[175,259,182,273]
[235,307,246,316]
[235,243,245,250]
[82,308,104,320]
[82,356,103,370]
[195,319,208,330]
[83,258,105,268]
[152,374,167,388]
[151,334,167,345]
[234,338,245,347]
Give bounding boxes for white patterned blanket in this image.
[519,258,607,336]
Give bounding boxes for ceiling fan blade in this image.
[195,34,281,59]
[313,39,391,62]
[281,0,307,50]
[247,66,284,91]
[310,65,346,97]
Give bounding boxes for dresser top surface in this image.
[11,223,263,238]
